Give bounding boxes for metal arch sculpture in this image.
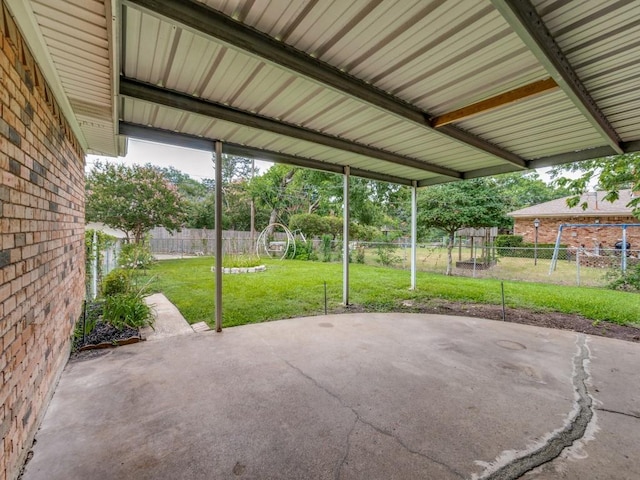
[256,223,296,260]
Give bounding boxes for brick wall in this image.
[514,216,640,250]
[1,3,85,479]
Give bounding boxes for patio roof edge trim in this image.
[122,0,528,169]
[118,122,414,186]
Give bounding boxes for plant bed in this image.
[73,321,144,351]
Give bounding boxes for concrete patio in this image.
[22,313,640,480]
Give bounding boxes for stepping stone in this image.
[192,321,211,333]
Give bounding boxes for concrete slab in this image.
[22,314,640,480]
[142,293,194,341]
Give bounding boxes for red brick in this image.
[1,7,84,478]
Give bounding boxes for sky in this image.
[86,138,273,181]
[87,137,558,183]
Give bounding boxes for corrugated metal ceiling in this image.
[9,0,640,185]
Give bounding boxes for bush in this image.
[119,242,154,269]
[102,269,132,296]
[496,243,568,260]
[289,213,329,238]
[375,242,401,267]
[355,246,366,264]
[103,292,154,330]
[321,235,333,262]
[286,239,316,260]
[607,263,640,292]
[495,235,524,247]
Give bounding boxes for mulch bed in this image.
[334,300,640,344]
[73,321,143,352]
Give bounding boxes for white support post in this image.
[215,141,223,332]
[410,181,417,290]
[343,166,350,305]
[91,230,98,300]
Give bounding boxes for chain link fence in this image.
[148,229,639,288]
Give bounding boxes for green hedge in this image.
[495,235,524,248]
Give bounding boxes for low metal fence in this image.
[150,235,639,288]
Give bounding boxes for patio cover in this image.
[6,0,640,186]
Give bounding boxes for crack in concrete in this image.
[334,416,357,480]
[281,359,465,479]
[596,408,640,420]
[475,334,595,480]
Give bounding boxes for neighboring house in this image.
[508,190,640,251]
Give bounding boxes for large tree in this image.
[86,162,187,243]
[417,179,509,275]
[550,153,640,217]
[491,171,571,212]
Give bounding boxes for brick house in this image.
[508,190,640,252]
[1,4,86,478]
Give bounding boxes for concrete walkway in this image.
[142,293,196,341]
[22,314,640,480]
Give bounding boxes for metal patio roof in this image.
[7,0,640,186]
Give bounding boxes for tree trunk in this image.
[446,231,455,275]
[265,169,296,237]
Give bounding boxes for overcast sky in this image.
[87,138,272,181]
[87,137,558,183]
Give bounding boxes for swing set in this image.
[549,223,640,274]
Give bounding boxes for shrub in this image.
[321,235,333,262]
[103,292,154,330]
[119,242,154,269]
[607,263,640,292]
[102,269,132,296]
[495,235,524,247]
[496,243,568,260]
[289,213,329,238]
[375,242,401,267]
[286,239,316,260]
[355,246,366,264]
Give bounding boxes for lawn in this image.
[148,257,639,328]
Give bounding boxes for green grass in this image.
[148,257,640,328]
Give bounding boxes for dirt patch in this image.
[334,300,640,344]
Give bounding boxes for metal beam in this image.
[123,0,528,169]
[120,77,462,179]
[528,146,618,169]
[418,176,459,187]
[492,0,623,154]
[118,122,416,186]
[119,122,214,151]
[464,164,528,179]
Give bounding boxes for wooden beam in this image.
[432,78,558,128]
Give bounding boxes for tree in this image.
[417,179,509,275]
[154,165,209,201]
[491,171,571,212]
[550,153,640,218]
[86,162,187,243]
[289,213,329,238]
